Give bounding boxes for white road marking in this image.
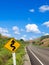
[28,48,44,65]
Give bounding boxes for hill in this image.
[32,35,49,47]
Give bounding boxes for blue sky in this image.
[0,0,49,40]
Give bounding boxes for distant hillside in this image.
[32,35,49,47]
[0,34,11,48]
[41,38,49,47]
[0,34,10,38]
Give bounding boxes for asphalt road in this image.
[26,44,49,65]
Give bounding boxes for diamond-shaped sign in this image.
[4,38,20,52]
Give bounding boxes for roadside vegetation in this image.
[0,34,27,65]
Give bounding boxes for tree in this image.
[0,34,2,37]
[20,39,24,41]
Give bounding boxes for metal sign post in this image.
[12,53,16,65]
[4,38,20,65]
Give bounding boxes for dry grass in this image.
[41,38,49,47]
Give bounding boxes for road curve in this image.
[26,45,49,65]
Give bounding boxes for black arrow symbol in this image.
[10,40,16,51]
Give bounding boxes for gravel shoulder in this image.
[23,48,31,65]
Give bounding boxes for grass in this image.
[16,42,26,65]
[0,38,27,65]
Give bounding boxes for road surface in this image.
[26,45,49,65]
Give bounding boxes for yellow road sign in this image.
[4,38,20,52]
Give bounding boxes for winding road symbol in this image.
[10,40,16,51]
[4,38,20,52]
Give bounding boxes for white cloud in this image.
[12,26,20,34]
[20,35,27,40]
[0,27,8,33]
[14,31,20,34]
[15,37,17,40]
[30,38,33,40]
[13,26,19,31]
[43,21,49,27]
[44,33,49,35]
[29,36,37,40]
[25,24,41,33]
[0,27,11,37]
[42,32,49,36]
[2,33,11,37]
[21,37,26,40]
[29,9,34,12]
[42,32,45,34]
[39,5,49,12]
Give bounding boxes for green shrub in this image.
[39,42,44,45]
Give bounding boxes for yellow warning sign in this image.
[4,38,20,52]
